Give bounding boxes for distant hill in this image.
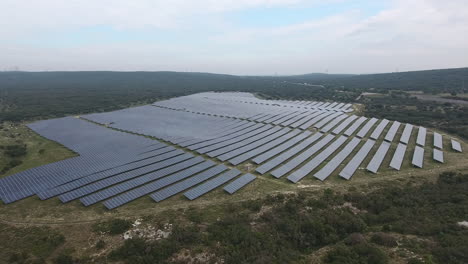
[0,67,467,122]
[277,67,468,94]
[0,71,342,121]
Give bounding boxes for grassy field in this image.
[0,122,77,178]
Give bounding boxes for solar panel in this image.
[332,115,358,134]
[223,173,256,194]
[198,124,273,154]
[321,114,348,133]
[229,129,301,165]
[79,156,208,206]
[281,111,312,126]
[300,111,335,129]
[287,135,348,183]
[451,139,463,152]
[37,148,185,200]
[103,161,216,209]
[0,116,157,203]
[59,153,196,203]
[389,143,407,170]
[370,119,390,140]
[314,137,361,181]
[270,134,333,178]
[356,118,379,138]
[327,102,338,109]
[255,113,279,122]
[256,132,323,175]
[289,111,323,128]
[343,117,368,136]
[252,131,312,164]
[264,111,295,124]
[433,149,444,163]
[433,132,443,149]
[181,121,255,147]
[384,121,401,142]
[334,103,345,110]
[339,139,375,180]
[399,123,413,144]
[184,169,242,200]
[314,112,342,129]
[207,126,282,158]
[151,164,228,202]
[366,141,391,173]
[321,102,332,109]
[217,127,290,161]
[416,127,427,146]
[342,103,353,111]
[412,146,424,168]
[190,123,265,151]
[272,111,301,125]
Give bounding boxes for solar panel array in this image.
[389,143,407,171]
[339,139,375,180]
[451,139,463,152]
[433,149,444,163]
[412,146,425,168]
[0,91,464,209]
[224,174,257,194]
[416,127,427,146]
[433,133,443,149]
[400,124,413,144]
[366,141,391,173]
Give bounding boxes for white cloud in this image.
[0,0,467,74]
[0,0,307,33]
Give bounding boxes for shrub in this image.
[95,240,105,250]
[92,219,132,235]
[324,243,389,264]
[4,144,27,157]
[54,254,74,264]
[371,233,398,247]
[345,233,366,245]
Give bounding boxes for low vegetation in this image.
[92,219,133,235]
[105,171,468,263]
[361,91,468,139]
[1,169,467,263]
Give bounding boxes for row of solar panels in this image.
[85,99,464,184]
[1,117,259,207]
[152,92,352,123]
[207,97,353,112]
[189,92,354,112]
[2,93,465,209]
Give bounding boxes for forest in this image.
[1,68,467,140]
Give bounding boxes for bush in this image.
[1,159,23,173]
[54,254,74,264]
[345,233,366,245]
[324,243,389,264]
[371,233,398,247]
[92,219,132,235]
[4,144,27,157]
[95,240,105,250]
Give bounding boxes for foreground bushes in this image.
[92,219,132,235]
[109,172,468,264]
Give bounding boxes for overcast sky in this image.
[1,0,467,75]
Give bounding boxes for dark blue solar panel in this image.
[80,156,206,206]
[184,169,242,200]
[103,161,216,209]
[151,164,228,202]
[224,174,256,194]
[59,153,195,203]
